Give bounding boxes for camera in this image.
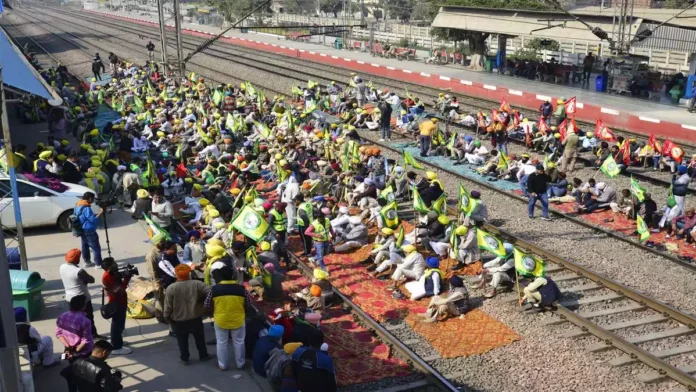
[115,264,139,279]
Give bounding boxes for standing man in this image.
[561,126,579,173]
[60,249,98,337]
[268,202,290,269]
[164,264,213,365]
[101,257,132,355]
[108,52,119,75]
[71,340,124,392]
[75,192,103,268]
[378,99,393,142]
[204,266,255,371]
[151,191,174,233]
[146,41,155,61]
[304,208,335,272]
[582,52,595,82]
[295,194,314,257]
[91,57,103,81]
[418,118,438,157]
[526,164,552,221]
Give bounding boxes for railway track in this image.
[35,5,694,192]
[10,8,696,391]
[9,5,696,280]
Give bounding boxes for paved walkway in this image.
[87,7,696,142]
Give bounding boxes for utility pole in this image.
[156,0,170,75]
[0,56,28,272]
[0,217,22,392]
[172,0,185,77]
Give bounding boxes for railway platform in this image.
[88,8,696,142]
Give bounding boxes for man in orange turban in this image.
[59,248,97,337]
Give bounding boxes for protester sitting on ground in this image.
[249,263,284,301]
[399,256,443,301]
[577,182,616,214]
[253,325,284,378]
[292,329,337,392]
[667,207,696,241]
[15,307,56,367]
[610,189,633,216]
[420,276,470,323]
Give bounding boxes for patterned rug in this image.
[405,310,521,358]
[514,190,696,259]
[253,269,411,387]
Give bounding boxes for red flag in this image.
[564,97,577,116]
[558,119,567,142]
[477,111,486,128]
[500,98,511,113]
[537,117,550,135]
[618,139,631,165]
[512,110,520,128]
[648,133,662,154]
[491,109,499,121]
[664,139,684,163]
[594,120,616,142]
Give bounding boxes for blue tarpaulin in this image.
[0,27,55,99]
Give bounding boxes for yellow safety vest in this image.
[296,202,313,226]
[430,179,443,191]
[270,209,287,233]
[311,218,331,242]
[424,268,444,280]
[211,280,246,330]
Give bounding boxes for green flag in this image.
[133,95,144,112]
[432,193,448,215]
[497,152,509,170]
[636,215,650,242]
[97,90,104,105]
[630,176,646,202]
[412,186,430,214]
[245,82,257,97]
[379,201,400,229]
[144,213,171,243]
[213,89,223,106]
[253,121,271,139]
[476,228,506,257]
[380,185,396,203]
[231,205,269,242]
[513,247,546,277]
[458,183,472,214]
[600,155,620,178]
[395,225,405,247]
[403,150,424,169]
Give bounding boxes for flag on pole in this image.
[599,155,620,178]
[636,215,650,242]
[212,89,223,106]
[403,150,424,169]
[231,205,269,242]
[631,176,647,202]
[564,96,577,115]
[458,183,472,214]
[648,133,662,154]
[558,119,567,142]
[499,98,511,113]
[432,193,448,214]
[476,228,506,257]
[595,119,617,142]
[97,90,104,105]
[537,117,550,135]
[253,121,271,139]
[513,248,546,277]
[663,139,684,163]
[395,225,405,248]
[380,201,400,229]
[145,157,160,186]
[618,139,631,165]
[412,186,430,214]
[497,151,509,171]
[133,95,144,112]
[144,214,171,243]
[380,185,396,202]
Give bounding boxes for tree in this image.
[430,0,552,70]
[319,0,343,17]
[526,37,560,51]
[207,0,272,23]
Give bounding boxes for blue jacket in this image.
[75,201,99,232]
[252,336,280,377]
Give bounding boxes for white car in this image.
[0,176,98,231]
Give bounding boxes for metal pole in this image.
[0,64,28,271]
[0,217,22,392]
[156,0,169,74]
[172,0,185,77]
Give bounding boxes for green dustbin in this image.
[335,38,343,50]
[484,58,493,72]
[10,270,45,321]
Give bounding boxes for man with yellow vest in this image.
[418,117,438,157]
[268,202,290,268]
[204,266,255,371]
[294,194,314,256]
[304,208,335,272]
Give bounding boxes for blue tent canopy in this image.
[0,27,56,100]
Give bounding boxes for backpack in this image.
[69,206,85,237]
[264,348,291,384]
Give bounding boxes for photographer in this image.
[71,340,124,392]
[101,257,132,355]
[75,192,104,268]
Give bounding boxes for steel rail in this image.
[288,252,459,392]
